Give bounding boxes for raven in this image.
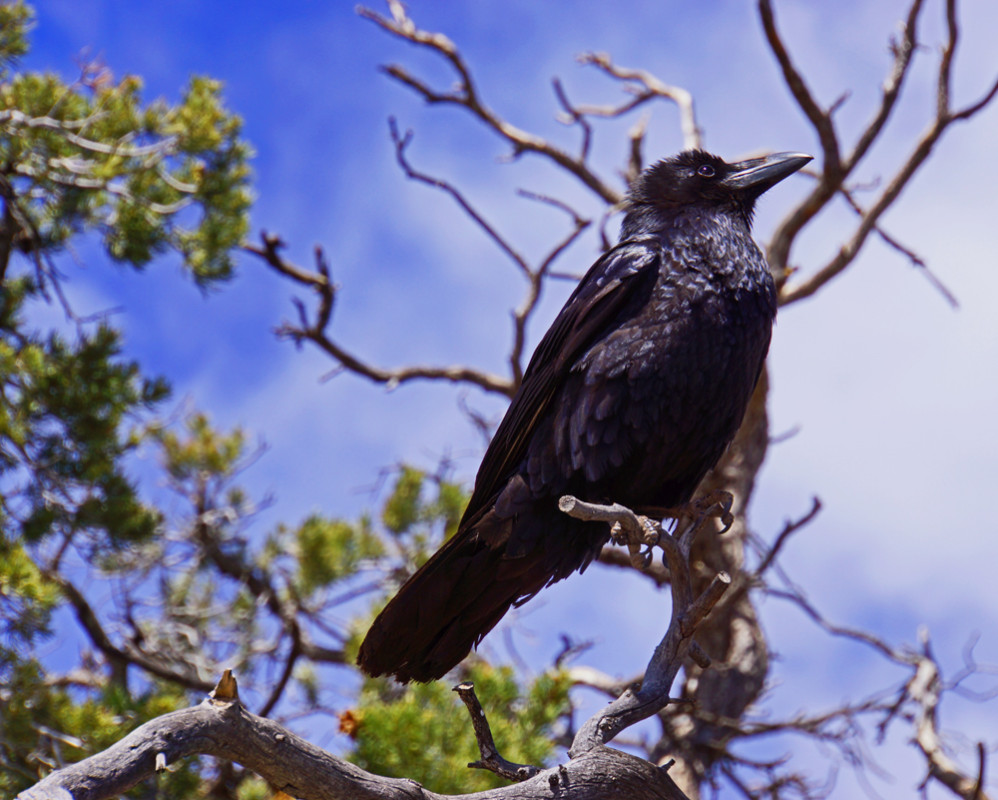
[358,149,811,683]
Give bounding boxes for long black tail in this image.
[357,499,608,683]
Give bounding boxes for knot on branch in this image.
[210,669,240,704]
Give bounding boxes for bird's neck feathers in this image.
[619,200,755,243]
[620,202,772,294]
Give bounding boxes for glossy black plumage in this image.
[358,149,811,682]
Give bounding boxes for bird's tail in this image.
[357,498,608,683]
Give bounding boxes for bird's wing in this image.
[462,238,661,524]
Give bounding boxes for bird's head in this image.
[628,149,812,226]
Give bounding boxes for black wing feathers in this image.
[463,239,661,524]
[356,240,661,683]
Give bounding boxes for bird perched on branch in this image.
[358,149,811,682]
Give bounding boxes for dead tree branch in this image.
[765,573,996,800]
[764,0,998,303]
[838,184,959,307]
[248,104,593,391]
[575,53,701,152]
[560,496,731,756]
[46,571,215,693]
[359,2,700,204]
[909,632,994,800]
[21,671,690,800]
[388,118,533,280]
[454,682,540,782]
[387,120,591,387]
[357,1,621,204]
[243,233,515,397]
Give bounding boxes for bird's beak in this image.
[724,152,812,197]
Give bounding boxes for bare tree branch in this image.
[566,665,639,700]
[388,119,532,279]
[575,53,701,152]
[552,77,596,163]
[454,682,541,782]
[386,122,592,387]
[758,0,844,180]
[358,1,622,204]
[772,0,998,305]
[507,191,590,386]
[244,233,515,397]
[843,0,925,174]
[46,571,215,693]
[752,497,822,579]
[762,0,921,283]
[838,184,959,307]
[21,672,690,800]
[909,632,994,800]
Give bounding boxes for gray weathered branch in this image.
[20,671,689,800]
[559,496,731,757]
[766,0,998,304]
[243,233,515,397]
[24,485,738,800]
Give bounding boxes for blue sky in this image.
[22,1,998,796]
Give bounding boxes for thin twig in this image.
[839,185,959,307]
[576,53,701,151]
[453,682,540,782]
[256,621,303,718]
[358,3,623,203]
[244,232,514,397]
[552,77,594,162]
[754,496,822,578]
[388,119,531,279]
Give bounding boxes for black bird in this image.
[358,149,811,683]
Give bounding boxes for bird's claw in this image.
[659,490,735,540]
[640,515,661,546]
[690,490,734,534]
[610,515,660,547]
[610,516,662,571]
[610,521,626,546]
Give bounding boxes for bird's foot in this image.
[610,515,663,570]
[661,490,734,538]
[690,490,734,534]
[610,516,661,547]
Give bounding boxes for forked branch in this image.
[24,488,734,800]
[766,0,998,303]
[560,495,732,756]
[21,670,689,800]
[358,1,700,204]
[243,233,514,397]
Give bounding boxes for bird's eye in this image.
[697,164,716,178]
